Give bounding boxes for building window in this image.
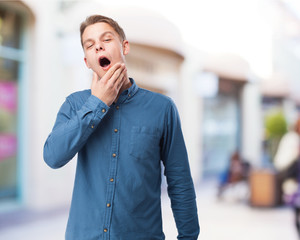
[202,78,243,178]
[0,7,23,201]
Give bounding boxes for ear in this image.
[84,57,91,69]
[122,40,130,55]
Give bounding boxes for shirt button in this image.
[114,129,118,133]
[110,178,114,182]
[112,153,116,157]
[102,108,106,113]
[91,125,94,129]
[104,228,108,233]
[116,105,120,110]
[107,203,111,208]
[128,94,131,97]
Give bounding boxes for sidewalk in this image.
[0,181,298,240]
[193,182,298,240]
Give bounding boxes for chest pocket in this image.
[129,126,161,161]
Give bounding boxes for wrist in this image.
[91,93,111,106]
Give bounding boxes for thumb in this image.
[91,71,99,88]
[92,71,99,82]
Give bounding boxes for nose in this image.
[95,43,103,52]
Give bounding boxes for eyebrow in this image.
[82,31,115,46]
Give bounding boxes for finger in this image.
[115,68,127,89]
[91,71,98,88]
[108,64,125,84]
[101,63,123,83]
[92,71,99,82]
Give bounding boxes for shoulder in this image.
[135,88,180,124]
[136,87,175,108]
[65,89,91,110]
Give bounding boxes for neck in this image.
[120,76,131,93]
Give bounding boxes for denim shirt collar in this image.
[116,77,139,104]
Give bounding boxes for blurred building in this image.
[0,0,300,219]
[260,1,300,164]
[198,53,261,177]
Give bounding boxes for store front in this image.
[0,2,30,204]
[202,77,244,178]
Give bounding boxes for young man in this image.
[44,15,200,240]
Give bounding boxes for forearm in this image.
[43,117,92,169]
[167,169,200,239]
[43,95,109,168]
[163,140,200,239]
[162,101,200,239]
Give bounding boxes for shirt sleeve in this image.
[43,94,109,169]
[161,100,200,239]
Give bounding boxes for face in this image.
[82,22,129,78]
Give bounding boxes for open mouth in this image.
[99,57,111,68]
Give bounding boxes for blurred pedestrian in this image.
[282,158,300,238]
[43,15,199,240]
[273,119,300,172]
[217,151,250,199]
[277,118,300,238]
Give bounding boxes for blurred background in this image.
[1,0,300,239]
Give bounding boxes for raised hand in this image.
[91,63,127,106]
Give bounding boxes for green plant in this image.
[264,111,288,161]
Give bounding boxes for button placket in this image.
[103,104,121,239]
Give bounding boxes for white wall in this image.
[179,47,204,185]
[23,0,76,209]
[241,81,262,167]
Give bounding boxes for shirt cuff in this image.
[82,95,110,119]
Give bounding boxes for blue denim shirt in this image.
[44,79,199,240]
